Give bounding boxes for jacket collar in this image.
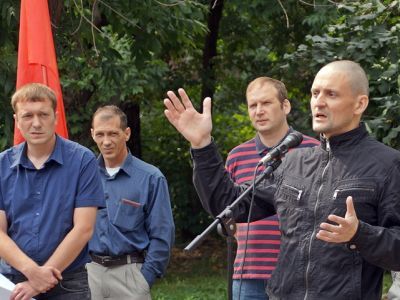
[320,123,368,151]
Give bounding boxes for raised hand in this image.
[316,196,359,243]
[164,88,212,148]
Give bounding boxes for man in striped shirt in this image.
[227,77,319,300]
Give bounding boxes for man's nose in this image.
[103,136,112,145]
[32,115,41,127]
[313,94,326,107]
[256,104,264,115]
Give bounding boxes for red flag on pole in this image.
[14,0,68,145]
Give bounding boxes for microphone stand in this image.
[184,159,282,299]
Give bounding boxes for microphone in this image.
[259,131,303,165]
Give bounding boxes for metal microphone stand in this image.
[184,159,282,300]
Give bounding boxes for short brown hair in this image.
[246,77,288,104]
[92,105,128,130]
[11,83,57,112]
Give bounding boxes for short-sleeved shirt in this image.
[0,135,105,275]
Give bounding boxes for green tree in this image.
[285,0,400,148]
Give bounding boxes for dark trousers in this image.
[5,267,90,300]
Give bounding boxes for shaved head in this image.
[318,60,369,97]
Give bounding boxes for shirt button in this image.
[36,192,41,195]
[35,213,40,216]
[349,244,357,250]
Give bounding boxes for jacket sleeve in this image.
[350,160,400,270]
[191,141,277,223]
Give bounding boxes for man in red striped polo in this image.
[226,77,319,300]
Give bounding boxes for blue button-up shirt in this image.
[0,136,105,275]
[89,154,175,286]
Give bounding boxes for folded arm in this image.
[0,211,61,296]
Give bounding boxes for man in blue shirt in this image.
[0,83,105,300]
[88,105,175,300]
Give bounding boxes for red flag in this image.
[14,0,68,145]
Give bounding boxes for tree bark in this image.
[201,0,224,106]
[122,102,141,158]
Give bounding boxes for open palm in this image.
[164,88,212,148]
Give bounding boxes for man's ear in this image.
[283,99,291,115]
[91,128,95,140]
[354,95,369,116]
[125,127,131,142]
[13,114,19,130]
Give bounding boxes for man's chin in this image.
[102,153,115,159]
[312,124,326,134]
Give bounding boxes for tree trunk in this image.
[122,102,141,158]
[201,0,224,107]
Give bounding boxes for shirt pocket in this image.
[332,182,377,224]
[112,198,144,232]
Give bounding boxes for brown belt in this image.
[90,252,145,267]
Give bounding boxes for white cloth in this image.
[388,272,400,300]
[0,273,35,300]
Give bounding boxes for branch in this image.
[276,0,289,28]
[153,0,187,7]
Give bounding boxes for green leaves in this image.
[286,0,400,148]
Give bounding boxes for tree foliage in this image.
[285,0,400,148]
[0,0,399,239]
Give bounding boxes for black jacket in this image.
[191,124,400,300]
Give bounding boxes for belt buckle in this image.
[100,256,112,266]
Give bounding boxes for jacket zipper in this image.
[282,184,303,201]
[304,140,331,300]
[333,187,375,200]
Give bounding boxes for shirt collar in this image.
[255,127,294,156]
[97,151,132,178]
[10,135,63,169]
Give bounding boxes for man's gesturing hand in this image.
[164,88,212,149]
[317,196,359,243]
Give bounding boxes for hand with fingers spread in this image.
[316,196,359,243]
[10,281,39,300]
[164,88,213,149]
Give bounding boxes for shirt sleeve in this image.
[140,174,175,287]
[75,151,105,208]
[0,180,3,211]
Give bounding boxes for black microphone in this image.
[259,131,303,165]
